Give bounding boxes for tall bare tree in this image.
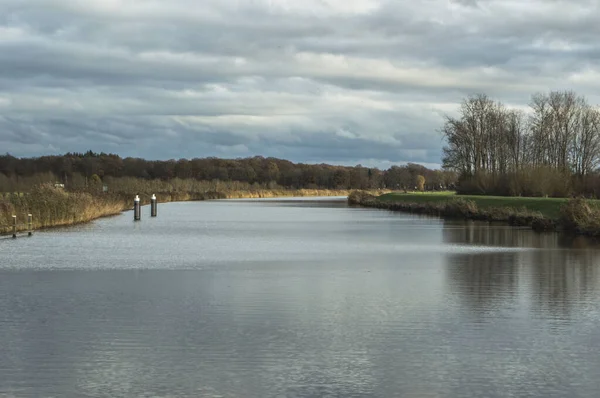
[442,90,600,196]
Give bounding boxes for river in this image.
[1,197,600,397]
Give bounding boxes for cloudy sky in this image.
[1,0,599,168]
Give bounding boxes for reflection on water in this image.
[1,198,600,397]
[528,249,600,320]
[442,218,600,249]
[443,220,600,321]
[445,251,519,318]
[441,221,600,397]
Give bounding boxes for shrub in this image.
[348,190,377,205]
[416,175,426,191]
[444,198,478,218]
[559,197,600,235]
[457,167,573,197]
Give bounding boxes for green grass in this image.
[377,191,581,219]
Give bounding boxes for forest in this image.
[442,90,600,197]
[0,152,456,193]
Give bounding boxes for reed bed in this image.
[0,184,127,233]
[0,180,389,235]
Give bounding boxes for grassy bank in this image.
[1,185,388,235]
[376,191,567,219]
[349,191,600,236]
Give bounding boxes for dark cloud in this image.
[1,0,599,168]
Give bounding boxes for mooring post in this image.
[28,214,33,236]
[151,194,157,217]
[134,195,141,221]
[12,215,17,238]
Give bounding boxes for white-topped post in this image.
[134,195,141,221]
[151,194,157,217]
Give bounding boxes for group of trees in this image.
[0,151,456,193]
[442,91,600,197]
[383,163,455,191]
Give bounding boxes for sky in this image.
[1,0,600,169]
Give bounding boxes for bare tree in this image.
[572,106,600,176]
[441,90,600,196]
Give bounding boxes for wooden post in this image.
[12,215,17,238]
[151,194,157,217]
[134,195,141,221]
[28,214,33,236]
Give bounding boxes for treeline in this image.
[0,152,456,192]
[442,91,600,197]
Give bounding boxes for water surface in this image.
[1,197,600,397]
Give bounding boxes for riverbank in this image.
[0,186,388,235]
[348,191,600,236]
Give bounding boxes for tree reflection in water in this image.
[442,219,600,321]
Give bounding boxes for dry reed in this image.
[0,181,389,235]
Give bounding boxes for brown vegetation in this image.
[416,175,426,191]
[0,178,389,235]
[348,190,378,205]
[0,184,126,234]
[559,197,600,236]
